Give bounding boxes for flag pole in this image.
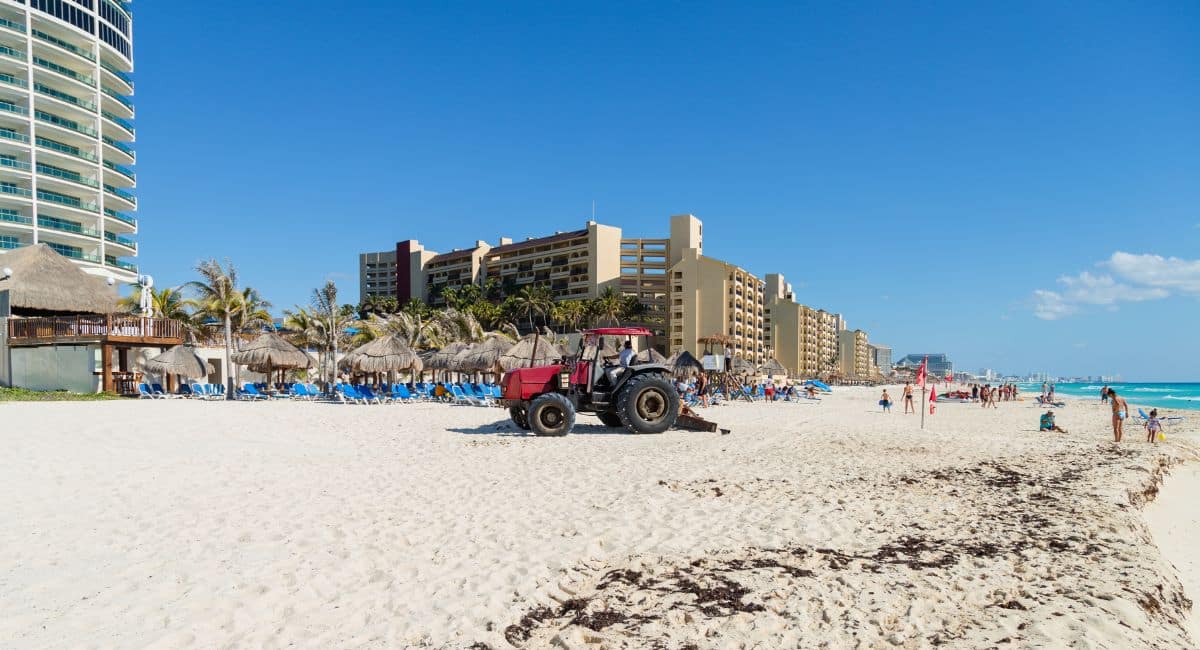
[921,386,926,429]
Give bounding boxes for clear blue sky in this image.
[131,1,1199,381]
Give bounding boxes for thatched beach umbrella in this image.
[635,348,666,364]
[343,335,423,374]
[730,355,755,376]
[0,243,118,314]
[499,333,566,372]
[454,335,512,374]
[142,344,207,391]
[666,350,704,378]
[231,331,312,385]
[759,358,788,378]
[426,342,468,372]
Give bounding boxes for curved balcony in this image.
[31,28,96,63]
[0,209,32,226]
[0,184,32,199]
[0,44,24,64]
[36,135,98,163]
[105,255,137,273]
[0,72,26,92]
[37,189,99,214]
[100,86,134,117]
[102,136,134,163]
[0,101,28,120]
[38,214,100,239]
[0,156,31,174]
[35,110,97,138]
[0,17,25,35]
[34,82,97,112]
[99,60,132,95]
[32,56,95,89]
[38,163,100,189]
[103,184,136,209]
[101,111,134,140]
[104,208,136,229]
[104,230,136,252]
[103,161,136,185]
[43,241,99,263]
[0,128,29,146]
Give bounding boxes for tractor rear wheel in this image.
[509,405,530,430]
[597,410,624,428]
[528,393,575,436]
[616,373,679,434]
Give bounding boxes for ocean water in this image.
[1016,382,1200,412]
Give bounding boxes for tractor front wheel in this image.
[616,373,679,434]
[509,405,530,430]
[528,393,575,436]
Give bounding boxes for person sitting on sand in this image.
[434,382,449,399]
[1108,388,1128,443]
[1145,409,1163,444]
[1039,410,1068,433]
[880,389,892,412]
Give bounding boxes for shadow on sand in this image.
[450,422,632,437]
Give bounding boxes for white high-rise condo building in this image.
[0,0,137,281]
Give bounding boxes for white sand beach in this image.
[2,388,1197,648]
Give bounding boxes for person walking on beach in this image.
[1145,409,1163,444]
[880,389,892,413]
[1041,381,1048,400]
[990,386,1000,408]
[696,372,708,407]
[1101,385,1109,403]
[903,382,915,413]
[1108,388,1128,442]
[971,384,979,402]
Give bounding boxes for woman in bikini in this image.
[1108,388,1128,443]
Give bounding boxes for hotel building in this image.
[360,214,771,363]
[837,328,871,379]
[764,273,845,377]
[0,0,138,282]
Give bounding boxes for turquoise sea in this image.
[1016,382,1200,412]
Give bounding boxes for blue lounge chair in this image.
[137,383,157,399]
[238,384,269,401]
[391,383,415,402]
[178,384,193,398]
[449,384,477,405]
[358,385,387,404]
[336,384,364,404]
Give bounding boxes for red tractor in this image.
[499,327,680,436]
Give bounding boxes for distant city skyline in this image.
[115,1,1197,381]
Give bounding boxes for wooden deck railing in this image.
[6,315,184,343]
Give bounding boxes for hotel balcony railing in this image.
[46,245,99,262]
[36,111,97,136]
[103,136,133,155]
[0,17,25,33]
[32,28,96,61]
[35,83,96,110]
[104,184,136,205]
[101,111,135,135]
[38,190,99,213]
[33,57,94,85]
[0,72,26,89]
[105,209,136,226]
[0,211,31,225]
[0,45,24,62]
[37,136,98,162]
[7,315,182,345]
[0,129,29,144]
[1,184,32,198]
[38,215,99,238]
[105,255,137,272]
[38,163,100,187]
[104,231,137,249]
[0,157,31,172]
[103,161,136,182]
[0,102,28,117]
[100,60,133,87]
[101,86,134,111]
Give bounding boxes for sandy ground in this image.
[1146,435,1200,643]
[1,387,1198,649]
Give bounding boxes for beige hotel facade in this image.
[360,213,878,376]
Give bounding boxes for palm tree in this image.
[309,281,356,387]
[118,285,201,341]
[188,259,244,399]
[512,285,554,332]
[551,299,587,333]
[234,287,273,333]
[591,286,624,326]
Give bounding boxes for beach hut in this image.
[142,344,208,391]
[342,335,423,376]
[498,333,566,372]
[0,244,183,393]
[730,356,755,376]
[665,350,704,378]
[231,331,312,386]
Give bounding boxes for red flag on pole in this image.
[915,356,928,388]
[929,383,937,414]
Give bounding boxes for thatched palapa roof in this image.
[499,333,567,372]
[142,344,208,379]
[730,355,756,375]
[425,342,469,370]
[0,244,118,314]
[342,335,423,373]
[759,358,788,377]
[666,350,704,377]
[453,335,513,373]
[231,331,312,369]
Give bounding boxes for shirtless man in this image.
[903,382,915,414]
[1108,388,1129,443]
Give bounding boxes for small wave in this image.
[1131,388,1175,393]
[1161,395,1196,401]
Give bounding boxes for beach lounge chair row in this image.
[330,382,503,406]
